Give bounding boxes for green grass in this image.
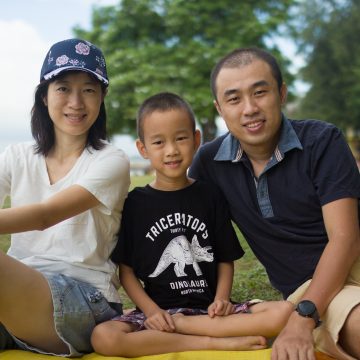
[1,176,281,308]
[130,174,154,190]
[232,234,281,301]
[0,197,10,253]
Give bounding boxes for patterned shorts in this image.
[112,300,258,331]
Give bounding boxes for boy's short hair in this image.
[137,92,196,142]
[210,47,283,100]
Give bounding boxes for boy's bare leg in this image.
[91,320,267,357]
[173,301,293,338]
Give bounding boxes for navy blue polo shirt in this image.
[189,116,360,298]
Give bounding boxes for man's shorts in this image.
[112,301,255,331]
[288,257,360,360]
[0,273,122,357]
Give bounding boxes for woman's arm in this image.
[0,184,99,234]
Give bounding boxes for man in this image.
[189,47,360,360]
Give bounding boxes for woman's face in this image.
[44,71,104,142]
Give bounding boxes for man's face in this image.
[214,59,287,155]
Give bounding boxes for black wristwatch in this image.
[295,300,321,328]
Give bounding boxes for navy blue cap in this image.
[40,38,109,86]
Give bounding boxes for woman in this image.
[0,38,130,356]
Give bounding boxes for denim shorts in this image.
[0,273,122,357]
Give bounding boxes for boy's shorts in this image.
[0,273,122,357]
[287,257,360,360]
[112,301,255,331]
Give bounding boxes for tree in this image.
[75,0,296,142]
[294,0,360,133]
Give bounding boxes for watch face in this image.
[297,300,316,316]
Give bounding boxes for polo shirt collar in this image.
[214,115,303,163]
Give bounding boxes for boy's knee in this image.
[281,300,294,314]
[268,301,293,331]
[91,322,117,355]
[277,301,293,324]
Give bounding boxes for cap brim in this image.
[42,66,109,86]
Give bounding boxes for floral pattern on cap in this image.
[40,38,109,86]
[55,55,69,66]
[75,42,90,55]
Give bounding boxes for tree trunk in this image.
[200,117,218,144]
[346,126,360,166]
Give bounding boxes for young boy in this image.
[91,92,293,357]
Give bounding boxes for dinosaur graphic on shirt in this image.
[148,234,213,278]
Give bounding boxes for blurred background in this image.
[1,0,360,304]
[1,0,360,173]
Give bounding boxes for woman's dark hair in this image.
[31,72,108,155]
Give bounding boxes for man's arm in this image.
[302,197,360,312]
[271,197,360,360]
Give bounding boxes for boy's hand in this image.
[144,309,176,332]
[208,299,235,317]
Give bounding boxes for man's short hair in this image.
[210,47,283,100]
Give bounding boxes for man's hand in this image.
[271,312,316,360]
[208,299,235,318]
[144,308,176,332]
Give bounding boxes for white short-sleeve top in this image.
[0,142,130,302]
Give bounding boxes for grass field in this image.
[0,197,10,253]
[0,175,281,309]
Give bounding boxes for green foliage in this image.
[74,0,296,142]
[294,0,360,131]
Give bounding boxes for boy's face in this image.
[136,109,201,190]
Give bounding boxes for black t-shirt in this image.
[112,180,243,309]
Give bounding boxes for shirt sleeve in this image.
[76,145,130,214]
[210,184,244,262]
[111,196,134,266]
[310,126,360,206]
[189,148,209,182]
